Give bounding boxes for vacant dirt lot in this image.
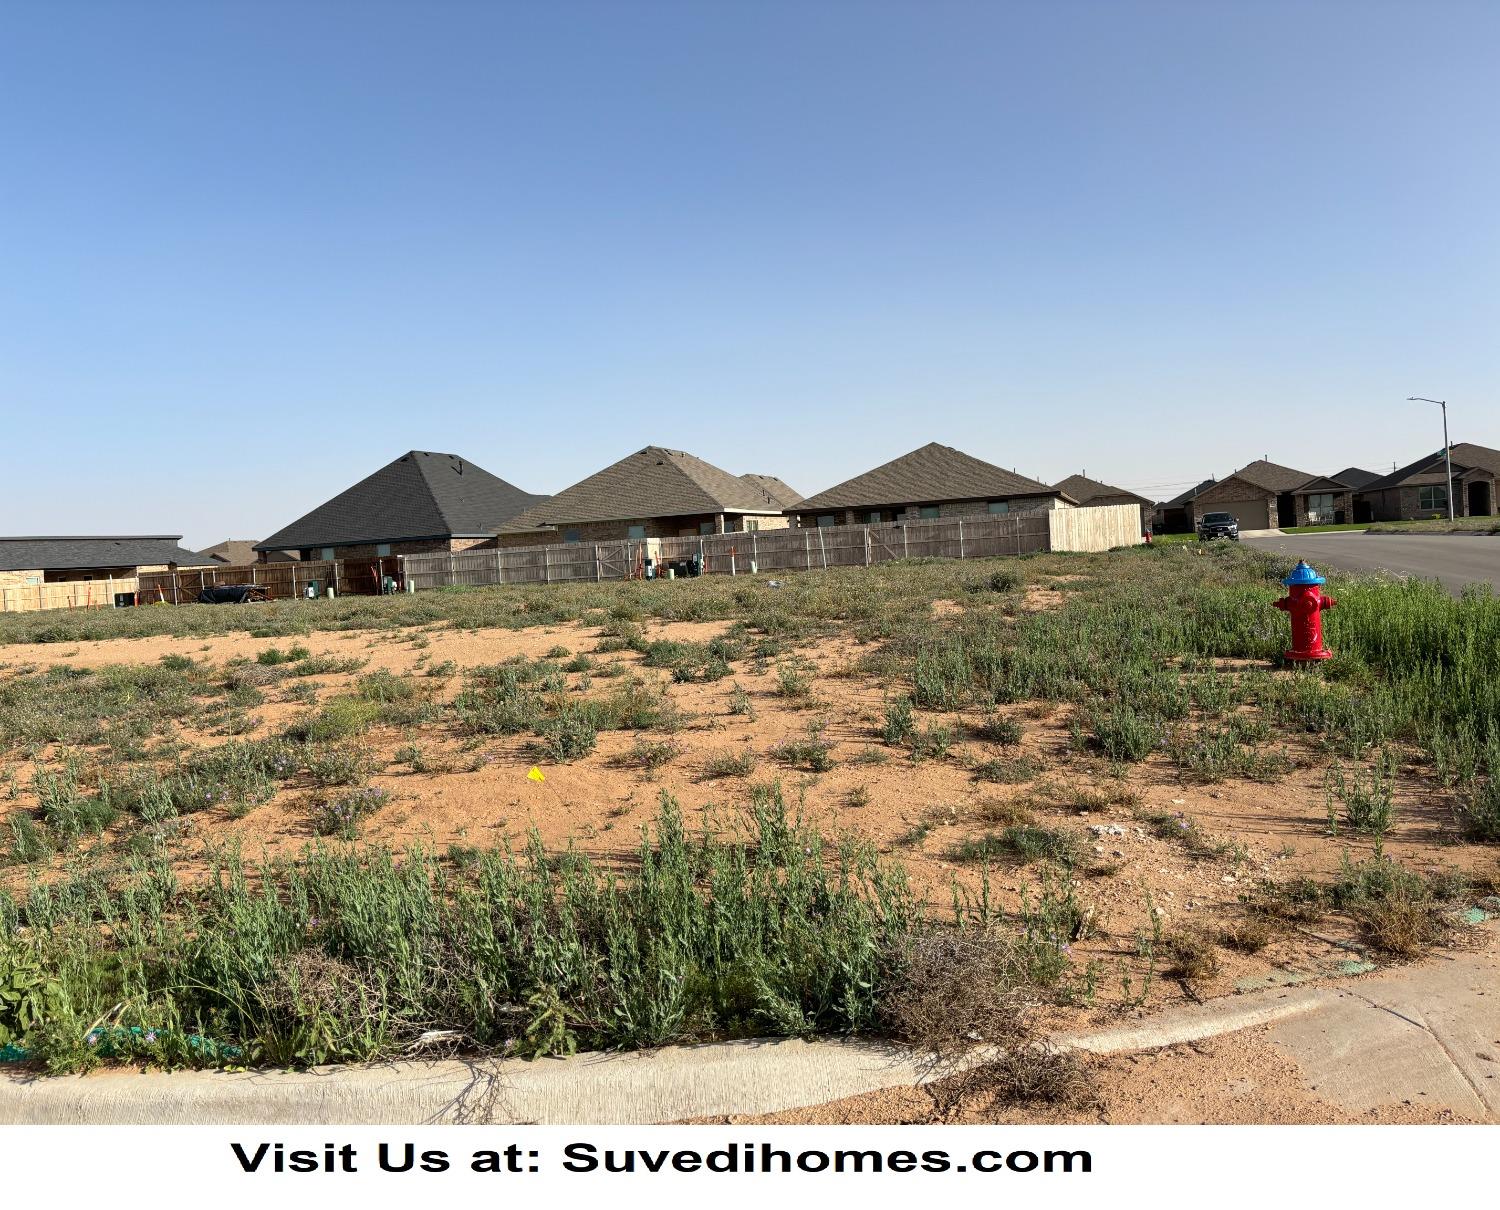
[5,550,1495,1068]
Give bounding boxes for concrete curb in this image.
[0,985,1332,1125]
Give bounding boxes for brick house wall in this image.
[1357,479,1495,522]
[284,537,486,563]
[793,495,1066,528]
[1292,490,1353,527]
[1187,478,1276,530]
[494,513,789,550]
[0,569,41,592]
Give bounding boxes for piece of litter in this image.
[527,767,545,782]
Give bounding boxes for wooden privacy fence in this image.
[401,541,650,591]
[136,556,402,605]
[0,577,140,614]
[401,504,1143,591]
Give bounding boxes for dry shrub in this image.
[881,932,1034,1057]
[925,1044,1099,1119]
[1162,930,1221,981]
[1353,896,1446,960]
[1218,916,1279,953]
[882,930,1097,1119]
[972,798,1036,828]
[226,663,289,689]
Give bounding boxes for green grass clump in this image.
[0,792,946,1071]
[882,697,916,746]
[972,714,1023,746]
[612,737,682,774]
[1080,703,1161,762]
[257,645,311,666]
[972,756,1041,784]
[700,750,757,780]
[949,824,1082,868]
[1325,752,1397,837]
[284,697,384,743]
[534,708,599,762]
[312,786,393,840]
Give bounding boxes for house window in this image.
[919,506,940,519]
[320,548,334,562]
[563,530,581,544]
[816,515,837,527]
[1418,485,1448,513]
[1304,493,1334,523]
[987,501,1009,515]
[376,543,391,557]
[866,511,886,524]
[745,520,760,532]
[699,521,716,535]
[626,525,647,540]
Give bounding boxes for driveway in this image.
[1244,532,1500,594]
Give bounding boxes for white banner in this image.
[0,1125,1488,1207]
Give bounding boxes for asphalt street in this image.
[1243,532,1500,594]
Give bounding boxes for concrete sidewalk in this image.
[3,927,1495,1124]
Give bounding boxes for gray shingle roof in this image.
[256,451,547,551]
[0,536,212,572]
[499,447,789,532]
[740,474,804,509]
[1160,478,1216,509]
[797,443,1061,512]
[1224,459,1319,492]
[202,540,299,565]
[1358,444,1500,493]
[1051,473,1152,508]
[1330,467,1380,490]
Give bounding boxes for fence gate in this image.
[868,523,907,564]
[594,541,634,580]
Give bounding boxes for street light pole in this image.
[1407,397,1455,521]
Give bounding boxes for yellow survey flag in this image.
[527,766,545,782]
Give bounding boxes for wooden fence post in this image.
[864,527,871,566]
[957,518,965,560]
[805,531,812,570]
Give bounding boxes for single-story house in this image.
[1052,473,1154,535]
[1154,479,1216,534]
[1184,459,1323,532]
[202,540,299,566]
[790,443,1074,528]
[255,450,549,563]
[496,447,795,547]
[0,536,212,593]
[1354,444,1499,521]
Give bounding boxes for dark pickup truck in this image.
[1196,511,1240,541]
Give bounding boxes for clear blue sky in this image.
[3,0,1496,547]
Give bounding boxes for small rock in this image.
[1093,844,1106,854]
[1111,849,1124,858]
[1221,874,1238,884]
[1171,798,1186,805]
[1090,824,1127,836]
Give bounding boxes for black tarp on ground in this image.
[196,585,265,604]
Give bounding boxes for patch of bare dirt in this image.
[688,1028,1473,1124]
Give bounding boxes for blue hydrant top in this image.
[1282,560,1326,587]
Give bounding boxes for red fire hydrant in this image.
[1273,560,1335,662]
